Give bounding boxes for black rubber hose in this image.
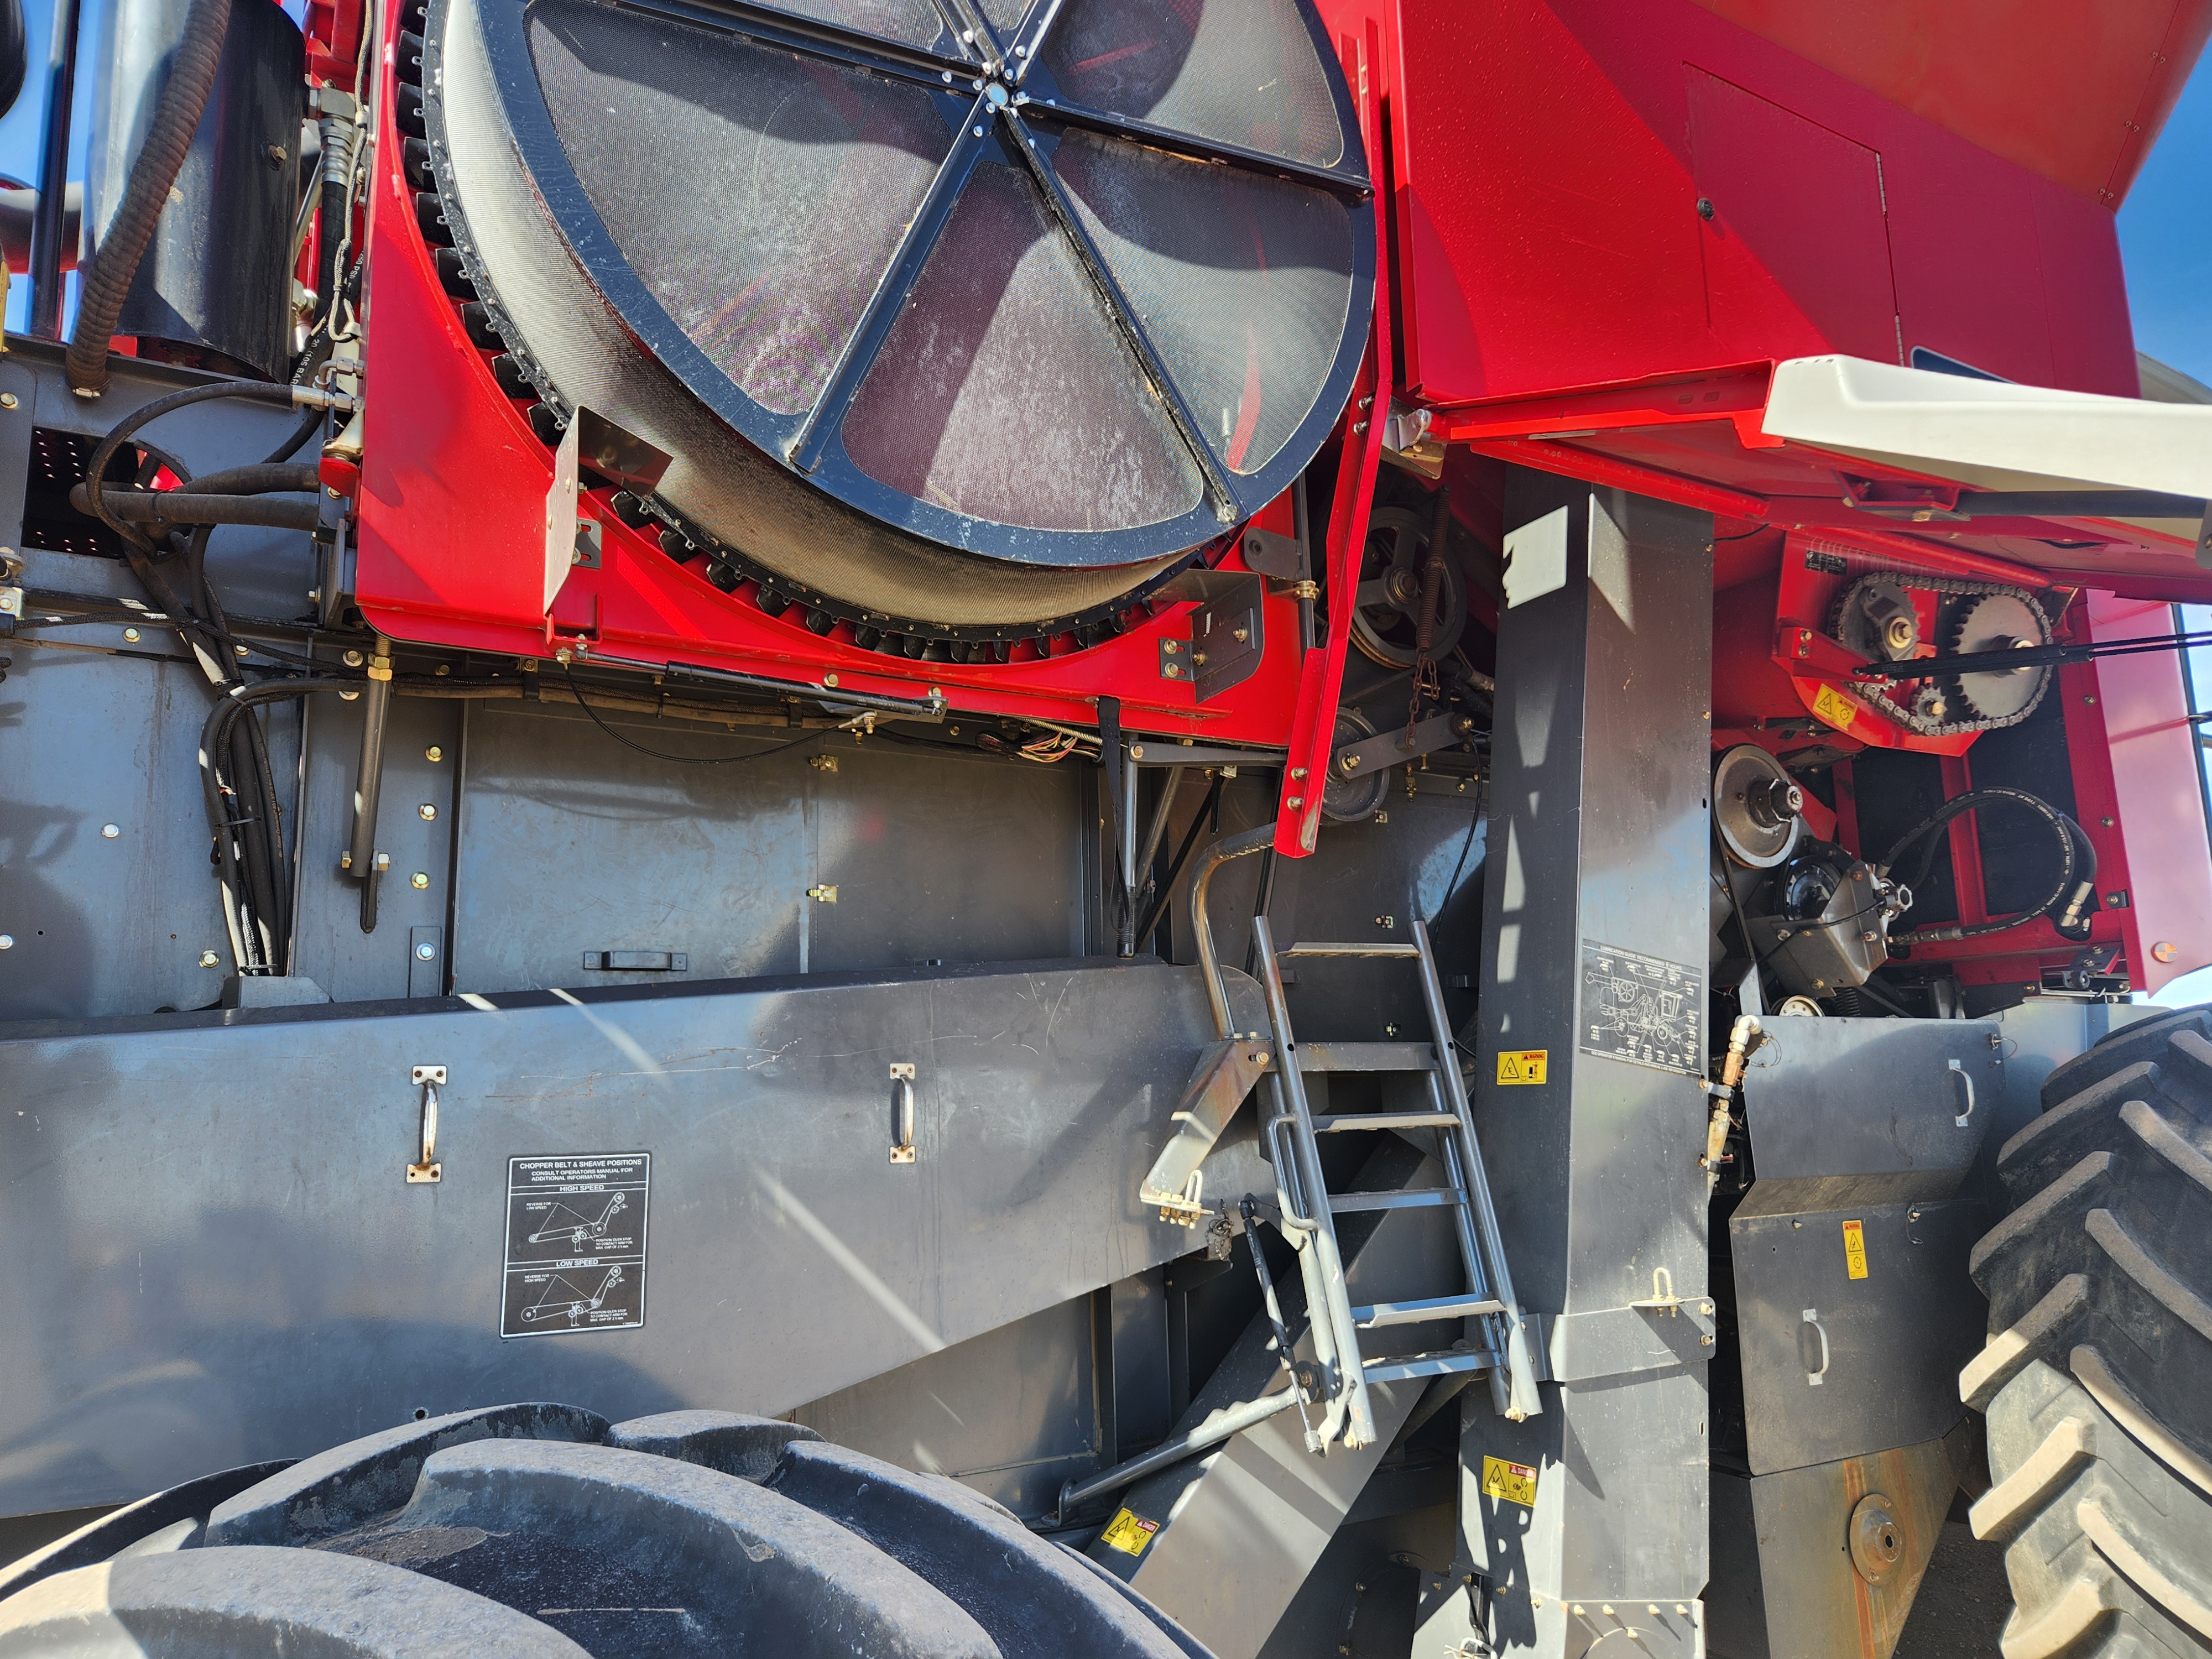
[64,0,234,395]
[81,379,301,539]
[312,178,347,331]
[262,408,324,465]
[1883,787,2091,943]
[72,484,321,530]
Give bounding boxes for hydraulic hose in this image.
[70,484,322,530]
[79,379,342,541]
[1883,787,2096,944]
[64,0,233,395]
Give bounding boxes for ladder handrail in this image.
[1189,823,1275,1040]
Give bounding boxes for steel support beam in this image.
[1419,477,1715,1659]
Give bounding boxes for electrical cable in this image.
[1426,802,1484,926]
[560,662,827,764]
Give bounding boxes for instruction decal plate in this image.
[501,1153,650,1338]
[1579,941,1702,1074]
[1481,1455,1538,1509]
[1496,1050,1548,1086]
[1100,1508,1161,1557]
[1842,1218,1870,1281]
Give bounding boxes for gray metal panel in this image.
[1430,479,1716,1659]
[0,958,1269,1517]
[449,702,1084,994]
[1734,1018,2003,1214]
[0,631,298,1020]
[1708,1437,1958,1659]
[290,692,462,1004]
[792,1293,1099,1518]
[1729,1199,1983,1476]
[1095,1146,1464,1659]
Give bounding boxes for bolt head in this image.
[101,823,119,838]
[416,942,437,961]
[123,627,140,642]
[823,672,838,687]
[418,804,437,821]
[410,872,430,889]
[0,934,12,950]
[0,393,15,409]
[199,950,221,968]
[426,745,444,761]
[342,649,364,667]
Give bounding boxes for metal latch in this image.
[406,1065,446,1183]
[889,1062,916,1164]
[1629,1267,1716,1347]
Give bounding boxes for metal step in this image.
[1330,1187,1466,1213]
[1365,1349,1503,1385]
[1352,1293,1506,1328]
[1311,1110,1460,1134]
[1277,942,1423,959]
[1296,1041,1437,1074]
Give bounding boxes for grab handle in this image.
[1949,1058,1975,1128]
[1802,1308,1830,1387]
[890,1063,916,1164]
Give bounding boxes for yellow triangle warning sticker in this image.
[1496,1050,1547,1086]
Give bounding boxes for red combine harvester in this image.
[2,0,2210,1654]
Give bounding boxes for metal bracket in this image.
[889,1062,916,1164]
[1139,1039,1272,1224]
[1333,711,1477,780]
[406,1065,446,1183]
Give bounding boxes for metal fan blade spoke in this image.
[1008,0,1071,80]
[1031,98,1368,196]
[790,102,995,473]
[1001,113,1241,517]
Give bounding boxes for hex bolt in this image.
[199,950,220,967]
[0,934,12,949]
[426,745,444,761]
[123,627,140,641]
[416,942,437,961]
[419,803,438,821]
[410,872,430,889]
[343,649,365,667]
[101,823,119,838]
[0,393,15,409]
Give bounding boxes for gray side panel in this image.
[1438,480,1717,1659]
[0,959,1266,1517]
[449,702,1086,993]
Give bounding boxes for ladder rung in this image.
[1353,1294,1506,1328]
[1330,1188,1465,1213]
[1297,1041,1437,1074]
[1312,1111,1459,1134]
[1277,942,1424,959]
[1365,1350,1501,1384]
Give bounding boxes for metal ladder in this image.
[1179,827,1542,1450]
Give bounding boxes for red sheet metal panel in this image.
[2084,593,2212,993]
[1392,0,2138,406]
[1687,0,2212,205]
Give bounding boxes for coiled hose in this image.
[64,0,234,396]
[1884,786,2097,943]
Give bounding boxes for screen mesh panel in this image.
[752,0,953,52]
[1040,0,1343,168]
[980,0,1028,31]
[1055,128,1350,475]
[531,0,948,415]
[843,160,1203,533]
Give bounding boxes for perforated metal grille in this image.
[530,0,947,415]
[1055,128,1350,476]
[754,0,953,51]
[843,160,1203,531]
[1039,0,1343,167]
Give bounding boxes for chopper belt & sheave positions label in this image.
[502,1153,651,1338]
[1579,942,1703,1074]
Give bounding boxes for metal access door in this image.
[1709,1017,2003,1659]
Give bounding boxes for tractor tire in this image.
[0,1403,1204,1659]
[1959,1007,2212,1659]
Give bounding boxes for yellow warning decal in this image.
[1099,1507,1161,1557]
[1811,683,1859,734]
[1480,1455,1538,1509]
[1842,1219,1869,1280]
[1496,1050,1548,1086]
